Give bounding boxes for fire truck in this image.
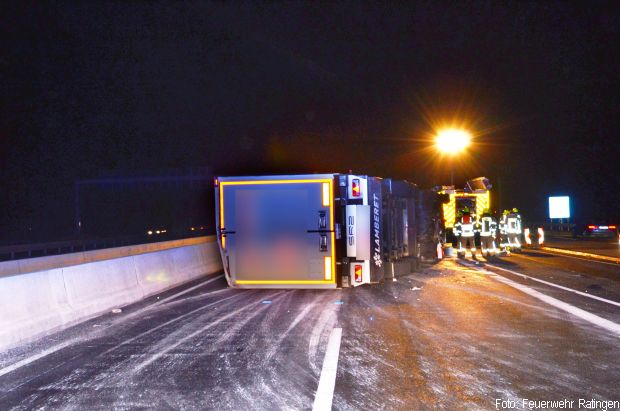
[437,177,492,237]
[215,174,440,289]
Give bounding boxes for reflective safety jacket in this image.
[499,216,507,235]
[505,213,522,234]
[454,214,476,237]
[478,216,497,237]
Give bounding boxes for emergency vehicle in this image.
[437,177,492,233]
[215,174,436,289]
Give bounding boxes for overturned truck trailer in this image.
[215,174,439,289]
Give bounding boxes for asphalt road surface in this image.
[544,235,620,258]
[1,252,619,410]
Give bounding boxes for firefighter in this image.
[506,208,523,251]
[478,208,498,257]
[499,208,522,252]
[499,210,510,252]
[454,207,477,257]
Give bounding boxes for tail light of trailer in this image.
[608,225,616,230]
[322,182,330,206]
[324,257,332,281]
[352,179,361,197]
[587,225,597,230]
[354,264,363,283]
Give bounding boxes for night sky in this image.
[2,1,619,243]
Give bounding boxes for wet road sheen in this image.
[0,255,619,410]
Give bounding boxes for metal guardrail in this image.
[542,223,575,232]
[0,237,138,261]
[526,222,575,234]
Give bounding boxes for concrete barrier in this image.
[0,268,72,349]
[0,236,222,351]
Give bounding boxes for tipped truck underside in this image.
[215,174,432,289]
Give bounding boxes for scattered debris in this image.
[261,300,272,304]
[411,286,423,291]
[111,308,122,314]
[334,300,344,305]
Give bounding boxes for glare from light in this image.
[548,196,570,219]
[435,128,472,154]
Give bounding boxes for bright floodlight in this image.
[435,128,471,154]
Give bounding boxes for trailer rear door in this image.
[218,177,336,287]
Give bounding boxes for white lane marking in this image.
[132,291,283,373]
[0,340,75,378]
[0,274,225,378]
[312,327,343,411]
[485,263,620,308]
[308,304,339,375]
[481,269,620,335]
